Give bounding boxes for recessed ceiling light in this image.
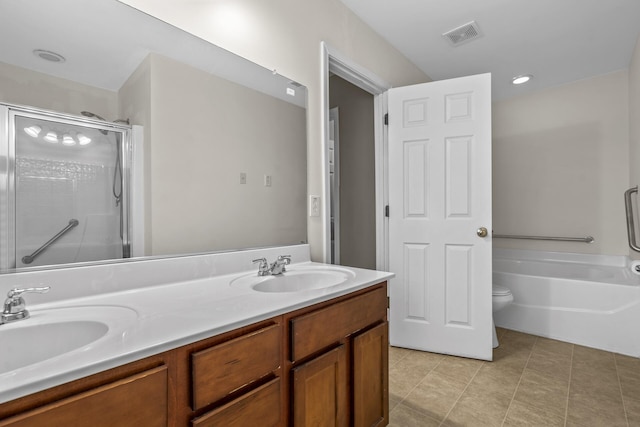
[512,74,533,85]
[33,49,66,63]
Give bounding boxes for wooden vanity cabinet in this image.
[0,281,388,427]
[0,359,170,427]
[286,282,389,427]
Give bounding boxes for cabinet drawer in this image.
[0,366,167,427]
[192,323,281,410]
[290,285,387,361]
[191,378,282,427]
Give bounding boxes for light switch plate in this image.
[309,195,320,217]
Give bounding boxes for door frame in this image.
[320,42,391,269]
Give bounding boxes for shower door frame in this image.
[0,103,133,271]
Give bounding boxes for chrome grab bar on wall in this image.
[492,234,595,244]
[22,219,79,265]
[624,186,640,252]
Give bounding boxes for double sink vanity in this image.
[0,244,393,426]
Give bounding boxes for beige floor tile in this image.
[503,400,565,427]
[432,355,484,385]
[525,349,572,381]
[615,353,640,370]
[389,364,424,400]
[500,330,538,349]
[389,346,414,366]
[572,344,616,365]
[491,346,531,375]
[469,363,523,397]
[442,385,512,427]
[624,396,640,426]
[387,331,639,427]
[617,358,640,400]
[513,368,568,417]
[402,370,468,421]
[532,336,573,357]
[388,349,444,399]
[389,393,401,412]
[567,390,628,427]
[388,403,441,427]
[570,366,623,400]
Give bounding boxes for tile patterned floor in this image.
[388,328,640,426]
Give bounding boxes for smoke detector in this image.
[33,49,66,63]
[442,21,482,47]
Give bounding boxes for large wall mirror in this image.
[0,0,308,272]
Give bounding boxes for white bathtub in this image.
[493,248,640,357]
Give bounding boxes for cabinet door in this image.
[292,345,347,427]
[353,322,389,427]
[0,366,167,427]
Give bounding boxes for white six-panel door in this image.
[388,73,493,360]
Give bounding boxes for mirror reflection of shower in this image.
[80,111,131,258]
[0,103,133,270]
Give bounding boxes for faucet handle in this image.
[7,286,50,300]
[278,255,292,264]
[2,286,50,323]
[277,255,291,273]
[252,258,270,276]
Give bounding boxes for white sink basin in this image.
[0,305,137,374]
[231,265,356,293]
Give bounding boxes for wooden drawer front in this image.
[0,366,168,427]
[191,378,282,427]
[290,285,387,361]
[192,323,281,410]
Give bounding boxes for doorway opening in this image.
[321,42,390,269]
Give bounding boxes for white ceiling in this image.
[339,0,640,100]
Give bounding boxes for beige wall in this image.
[0,61,118,119]
[329,75,376,269]
[629,35,640,258]
[493,70,630,255]
[147,54,306,254]
[119,0,430,261]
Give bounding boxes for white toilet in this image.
[492,284,514,348]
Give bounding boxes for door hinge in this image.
[387,296,390,309]
[385,205,389,217]
[384,113,389,125]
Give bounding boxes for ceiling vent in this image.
[442,21,482,46]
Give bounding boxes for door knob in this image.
[477,227,488,238]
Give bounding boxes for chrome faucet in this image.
[252,255,292,276]
[1,286,50,325]
[269,255,291,276]
[253,258,271,276]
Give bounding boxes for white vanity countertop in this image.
[0,249,393,403]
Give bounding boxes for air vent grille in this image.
[442,21,482,46]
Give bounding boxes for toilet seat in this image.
[492,284,511,296]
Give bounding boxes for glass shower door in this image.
[6,109,130,269]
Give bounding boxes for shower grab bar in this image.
[22,219,79,265]
[624,186,640,252]
[492,233,595,243]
